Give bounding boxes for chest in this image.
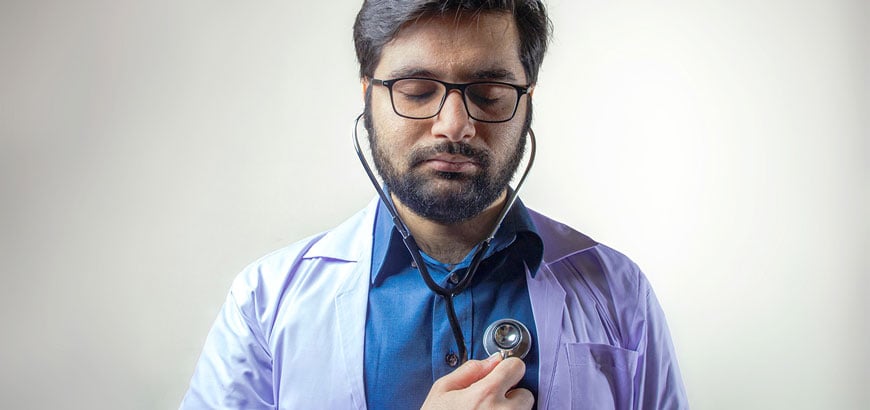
[363,260,539,408]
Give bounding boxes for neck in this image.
[392,191,507,265]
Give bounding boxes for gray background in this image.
[1,0,866,408]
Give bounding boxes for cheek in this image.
[370,89,393,117]
[370,96,399,144]
[371,107,422,160]
[373,109,428,149]
[485,124,524,159]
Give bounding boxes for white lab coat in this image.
[181,200,687,409]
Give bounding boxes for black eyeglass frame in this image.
[371,77,531,123]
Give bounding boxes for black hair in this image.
[353,0,552,83]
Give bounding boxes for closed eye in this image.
[467,92,501,106]
[398,90,437,102]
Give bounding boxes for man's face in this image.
[365,11,531,224]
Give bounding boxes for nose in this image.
[431,90,475,142]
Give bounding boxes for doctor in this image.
[182,1,688,409]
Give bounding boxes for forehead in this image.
[374,12,525,82]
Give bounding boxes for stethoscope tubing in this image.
[352,113,537,362]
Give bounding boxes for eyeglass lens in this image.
[389,79,519,122]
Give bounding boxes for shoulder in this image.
[528,207,648,289]
[529,209,653,348]
[528,207,637,277]
[231,201,377,292]
[225,202,377,328]
[229,230,328,302]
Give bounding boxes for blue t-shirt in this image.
[364,199,543,409]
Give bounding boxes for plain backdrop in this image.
[0,0,866,409]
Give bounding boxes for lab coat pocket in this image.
[565,343,639,410]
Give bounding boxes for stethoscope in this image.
[352,113,536,364]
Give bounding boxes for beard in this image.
[364,99,531,224]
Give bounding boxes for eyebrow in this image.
[470,69,517,82]
[386,67,437,79]
[385,67,519,82]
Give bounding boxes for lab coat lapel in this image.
[527,263,567,410]
[335,261,370,410]
[526,209,597,408]
[307,199,379,409]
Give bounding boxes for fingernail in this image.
[486,352,501,362]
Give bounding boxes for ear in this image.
[527,84,536,97]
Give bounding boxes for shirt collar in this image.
[370,198,543,286]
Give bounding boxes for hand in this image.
[421,354,534,410]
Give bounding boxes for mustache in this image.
[408,142,491,168]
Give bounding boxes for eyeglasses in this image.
[371,77,530,123]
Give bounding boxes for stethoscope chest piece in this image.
[483,318,532,360]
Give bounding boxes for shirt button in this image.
[445,352,459,367]
[448,272,460,285]
[410,260,417,269]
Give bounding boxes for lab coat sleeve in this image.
[180,290,275,409]
[634,285,689,409]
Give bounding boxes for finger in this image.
[476,357,526,394]
[432,353,502,392]
[505,387,535,408]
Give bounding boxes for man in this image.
[181,1,688,409]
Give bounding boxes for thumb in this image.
[433,353,502,392]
